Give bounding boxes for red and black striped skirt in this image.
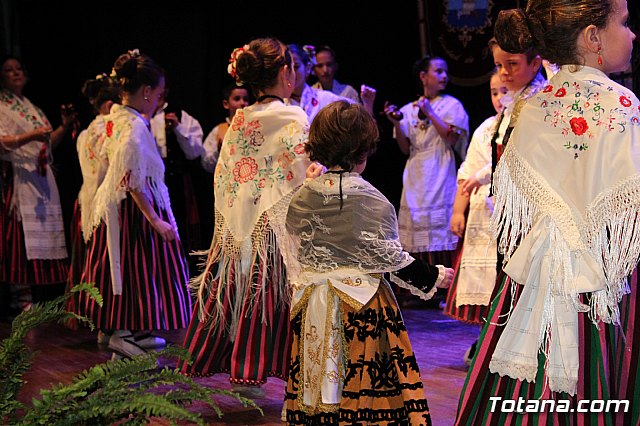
[72,193,191,331]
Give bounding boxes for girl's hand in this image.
[450,212,466,237]
[152,218,177,242]
[437,267,455,289]
[31,126,53,142]
[460,176,481,195]
[306,162,326,179]
[383,101,401,123]
[416,96,433,117]
[360,84,377,114]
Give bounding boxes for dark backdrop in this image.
[8,0,597,248]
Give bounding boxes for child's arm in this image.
[450,180,470,238]
[390,260,454,301]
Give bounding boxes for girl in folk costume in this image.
[0,55,73,315]
[287,44,351,123]
[456,2,640,425]
[384,56,469,268]
[179,38,309,395]
[65,74,119,333]
[444,71,507,343]
[283,101,454,425]
[286,44,377,121]
[73,50,191,358]
[449,36,547,366]
[201,83,250,173]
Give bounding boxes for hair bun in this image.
[494,9,534,54]
[235,48,263,86]
[113,54,138,80]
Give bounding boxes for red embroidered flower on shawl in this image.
[620,96,632,107]
[543,85,553,93]
[233,157,258,183]
[105,121,114,137]
[231,111,245,131]
[293,143,306,155]
[554,88,567,97]
[569,117,589,136]
[286,171,294,181]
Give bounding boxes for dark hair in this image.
[488,36,538,63]
[81,75,120,109]
[494,1,612,66]
[235,38,292,93]
[112,50,164,94]
[315,45,337,61]
[306,101,379,171]
[221,82,249,101]
[287,44,311,66]
[0,55,24,69]
[412,55,446,77]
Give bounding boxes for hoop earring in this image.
[287,82,292,88]
[597,47,603,65]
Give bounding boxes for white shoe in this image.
[108,332,147,358]
[231,384,265,399]
[132,333,166,349]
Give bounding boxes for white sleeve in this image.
[201,125,222,173]
[173,110,204,160]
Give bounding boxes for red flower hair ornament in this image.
[228,45,250,86]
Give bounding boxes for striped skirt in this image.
[179,233,291,384]
[65,200,84,328]
[0,163,68,285]
[455,270,638,425]
[285,280,431,426]
[72,194,191,331]
[443,250,489,325]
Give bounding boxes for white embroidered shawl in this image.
[91,104,174,295]
[76,115,109,242]
[490,66,640,395]
[0,89,67,259]
[193,101,310,329]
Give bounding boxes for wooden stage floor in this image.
[0,305,478,425]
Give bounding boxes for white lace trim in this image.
[455,293,491,306]
[389,273,438,301]
[489,359,537,383]
[548,375,578,396]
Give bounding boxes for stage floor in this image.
[0,305,478,425]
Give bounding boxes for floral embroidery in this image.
[540,79,640,159]
[215,116,307,207]
[311,98,318,106]
[231,110,244,131]
[569,117,588,136]
[106,121,114,137]
[233,157,258,183]
[0,90,47,129]
[620,96,632,107]
[294,143,306,155]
